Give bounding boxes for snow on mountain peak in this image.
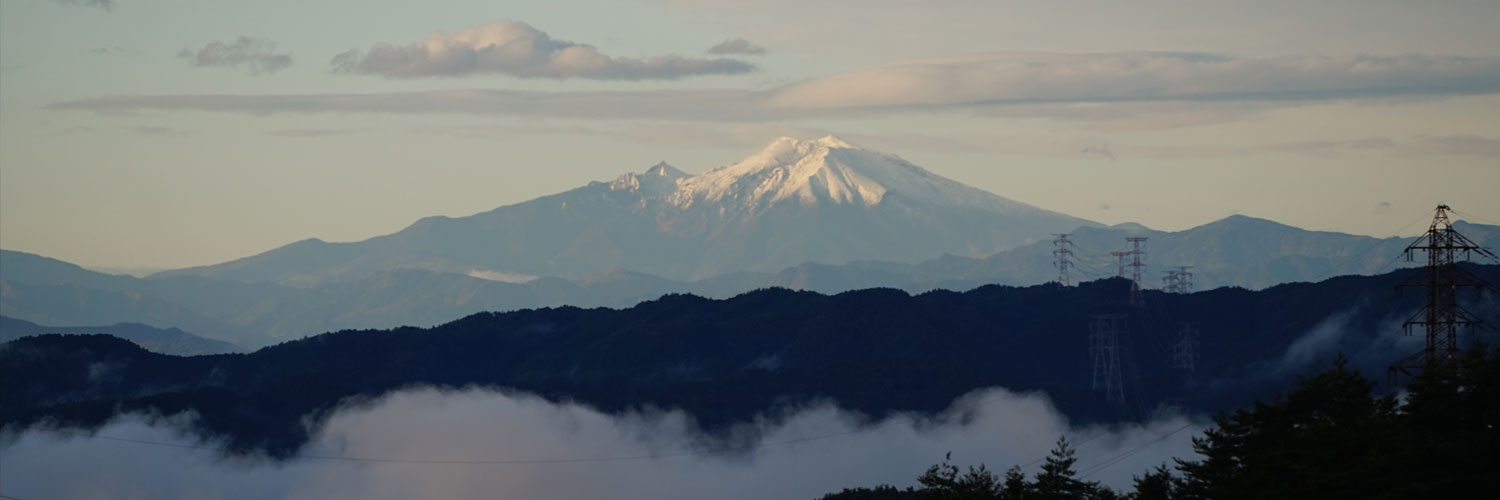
[601,136,1042,216]
[664,136,886,209]
[644,162,688,178]
[811,135,855,148]
[610,162,687,195]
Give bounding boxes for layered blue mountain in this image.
[6,264,1497,457]
[154,136,1096,285]
[4,216,1497,348]
[762,216,1500,293]
[0,316,239,356]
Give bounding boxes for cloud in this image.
[122,125,182,136]
[56,0,111,12]
[1403,135,1500,158]
[1081,144,1116,162]
[178,37,293,75]
[265,128,361,138]
[466,268,538,284]
[707,38,767,56]
[49,88,784,121]
[1117,135,1500,160]
[50,52,1500,122]
[85,45,127,56]
[1269,309,1356,376]
[331,20,756,80]
[765,52,1500,110]
[0,387,1203,499]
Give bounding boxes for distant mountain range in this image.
[7,264,1497,456]
[3,136,1495,347]
[155,136,1095,285]
[761,216,1500,293]
[3,215,1497,348]
[0,316,239,356]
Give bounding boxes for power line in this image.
[1076,423,1195,479]
[47,428,865,466]
[1448,207,1500,228]
[1013,428,1115,469]
[1307,211,1432,283]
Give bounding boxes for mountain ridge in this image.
[151,136,1096,284]
[7,264,1496,457]
[0,315,240,356]
[4,216,1496,348]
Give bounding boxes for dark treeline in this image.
[3,265,1497,458]
[817,346,1500,500]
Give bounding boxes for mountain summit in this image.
[667,136,1027,214]
[159,137,1096,283]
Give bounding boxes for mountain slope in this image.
[7,264,1497,456]
[753,217,1500,294]
[155,136,1096,284]
[0,316,240,355]
[6,217,1497,347]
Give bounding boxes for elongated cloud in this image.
[765,52,1500,109]
[707,38,767,55]
[56,0,111,12]
[51,52,1500,120]
[0,387,1202,499]
[179,37,293,75]
[331,20,755,80]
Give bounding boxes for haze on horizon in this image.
[2,0,1498,270]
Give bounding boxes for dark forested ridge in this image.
[816,347,1500,499]
[3,264,1497,457]
[6,218,1495,349]
[0,316,240,356]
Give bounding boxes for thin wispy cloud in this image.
[1119,135,1500,160]
[179,37,293,75]
[85,45,127,56]
[765,52,1500,110]
[330,20,756,80]
[1403,134,1500,158]
[1081,144,1116,162]
[265,128,361,138]
[53,52,1500,122]
[56,0,112,12]
[707,38,767,56]
[122,125,182,136]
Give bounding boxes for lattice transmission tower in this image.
[1089,314,1128,411]
[1162,266,1194,294]
[1111,251,1130,278]
[1172,322,1200,372]
[1053,233,1075,287]
[1126,237,1148,307]
[1389,204,1496,379]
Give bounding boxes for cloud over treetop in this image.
[1,387,1202,499]
[331,20,757,80]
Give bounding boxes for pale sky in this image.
[2,0,1498,270]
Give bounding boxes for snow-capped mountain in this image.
[158,136,1097,284]
[667,136,1040,213]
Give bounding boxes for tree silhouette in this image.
[817,345,1500,500]
[916,452,1002,499]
